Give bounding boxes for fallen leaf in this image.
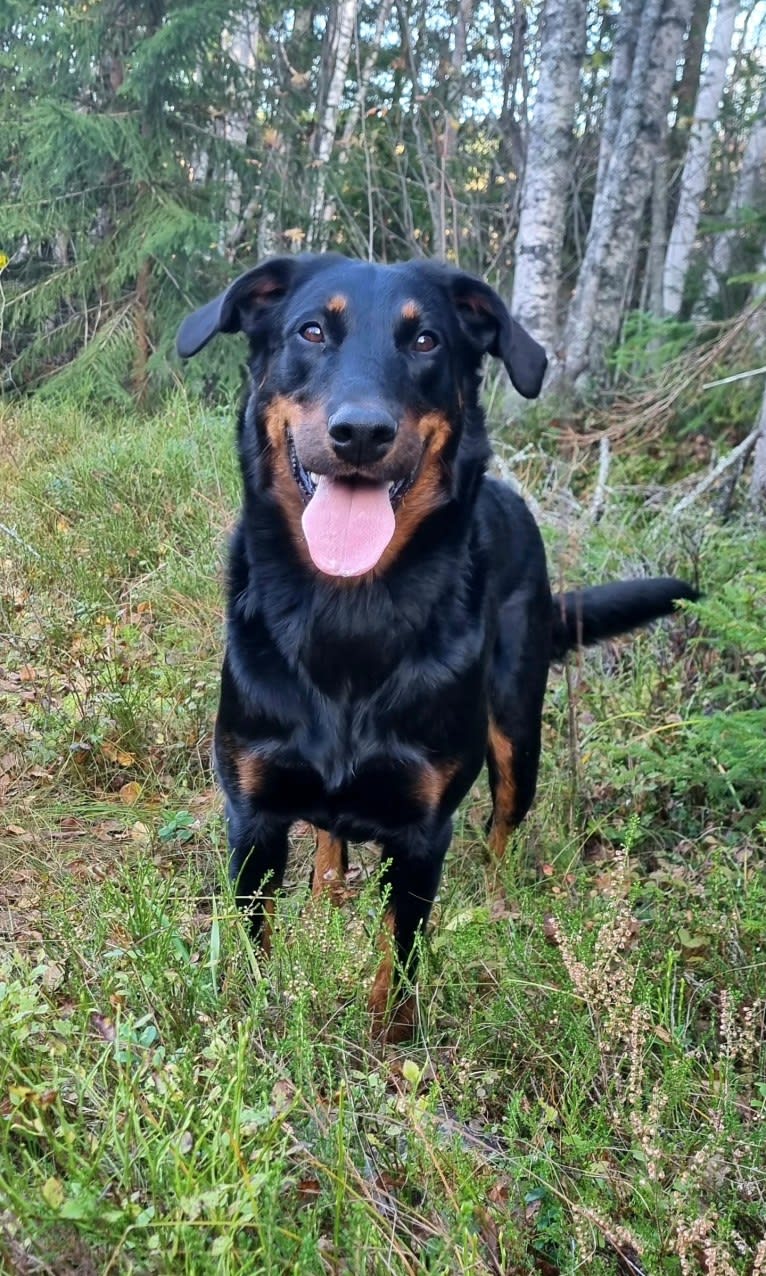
[41,962,64,991]
[119,781,142,806]
[103,742,136,767]
[42,1177,65,1210]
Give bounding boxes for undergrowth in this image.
[1,396,764,1274]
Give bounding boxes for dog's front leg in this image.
[226,799,291,953]
[369,820,452,1043]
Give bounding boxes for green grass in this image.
[1,396,765,1274]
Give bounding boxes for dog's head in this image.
[178,254,546,579]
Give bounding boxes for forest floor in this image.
[1,395,765,1275]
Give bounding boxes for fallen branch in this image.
[670,422,761,515]
[702,364,766,390]
[0,522,40,558]
[589,435,611,523]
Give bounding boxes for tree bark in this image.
[749,381,766,509]
[662,0,740,318]
[595,0,643,193]
[647,120,670,315]
[671,0,714,166]
[748,245,766,507]
[509,0,587,353]
[562,0,695,387]
[697,89,766,314]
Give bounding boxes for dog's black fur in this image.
[177,254,697,1036]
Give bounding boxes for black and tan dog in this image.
[177,254,696,1038]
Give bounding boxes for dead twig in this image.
[670,422,761,515]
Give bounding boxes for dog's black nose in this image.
[328,404,398,466]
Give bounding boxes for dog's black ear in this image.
[448,272,547,399]
[176,256,302,359]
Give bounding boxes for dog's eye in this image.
[413,331,438,353]
[300,323,325,344]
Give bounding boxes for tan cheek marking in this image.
[262,395,316,567]
[487,719,516,859]
[375,411,453,572]
[415,760,459,809]
[326,294,348,315]
[312,829,346,902]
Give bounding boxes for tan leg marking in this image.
[261,897,275,957]
[369,908,396,1029]
[414,759,459,809]
[487,719,516,859]
[312,829,346,902]
[234,751,265,797]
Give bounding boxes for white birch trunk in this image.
[697,89,766,313]
[339,0,395,147]
[563,0,694,386]
[221,13,260,258]
[749,377,766,509]
[661,0,740,318]
[647,121,669,315]
[308,0,358,245]
[748,243,766,507]
[510,0,587,353]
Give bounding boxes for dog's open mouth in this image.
[287,432,419,578]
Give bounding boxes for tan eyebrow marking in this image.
[326,294,348,314]
[401,300,421,322]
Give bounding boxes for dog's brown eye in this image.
[300,323,325,344]
[414,331,438,353]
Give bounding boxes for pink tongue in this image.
[301,476,395,577]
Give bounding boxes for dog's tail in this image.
[550,577,699,660]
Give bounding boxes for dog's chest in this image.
[220,636,488,834]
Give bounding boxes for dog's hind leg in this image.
[486,588,551,858]
[226,800,290,952]
[311,828,349,903]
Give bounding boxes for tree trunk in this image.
[647,121,670,314]
[221,13,260,259]
[595,0,643,192]
[697,89,766,314]
[562,0,694,387]
[748,244,766,507]
[662,0,739,318]
[308,0,358,245]
[750,379,766,509]
[671,0,714,167]
[509,0,587,353]
[340,0,395,147]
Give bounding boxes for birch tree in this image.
[509,0,587,352]
[308,0,358,246]
[697,89,766,313]
[562,0,695,387]
[748,245,766,507]
[662,0,740,318]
